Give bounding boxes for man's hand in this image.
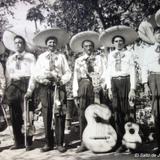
[108,88,113,100]
[74,97,79,108]
[56,76,63,86]
[44,71,53,79]
[128,89,136,101]
[45,71,59,83]
[144,83,151,97]
[25,92,32,100]
[42,79,51,85]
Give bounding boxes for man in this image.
[99,25,138,152]
[0,41,6,140]
[142,26,160,154]
[25,28,71,153]
[0,41,5,102]
[3,27,36,151]
[0,61,5,147]
[70,31,106,153]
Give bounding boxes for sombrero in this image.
[138,14,157,44]
[3,25,36,52]
[69,31,100,53]
[0,41,5,55]
[155,9,160,27]
[33,28,70,48]
[99,25,138,47]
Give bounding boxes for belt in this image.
[112,75,129,80]
[79,77,91,81]
[39,82,56,88]
[11,77,29,82]
[150,71,160,75]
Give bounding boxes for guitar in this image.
[122,100,142,150]
[122,122,142,150]
[82,104,117,153]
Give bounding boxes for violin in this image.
[83,104,117,153]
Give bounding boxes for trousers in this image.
[5,78,34,146]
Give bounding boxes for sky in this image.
[6,1,47,31]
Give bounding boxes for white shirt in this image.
[72,52,106,97]
[142,43,160,83]
[27,51,71,93]
[6,51,36,83]
[106,49,136,89]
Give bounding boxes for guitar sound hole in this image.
[129,128,135,134]
[95,116,108,124]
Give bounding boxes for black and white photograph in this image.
[0,0,160,159]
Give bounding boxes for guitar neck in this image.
[94,92,100,104]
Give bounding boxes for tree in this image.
[0,0,35,38]
[37,0,160,33]
[26,5,44,31]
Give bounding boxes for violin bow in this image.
[24,97,29,150]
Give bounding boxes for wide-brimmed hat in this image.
[33,28,70,48]
[69,31,100,53]
[0,41,5,55]
[155,9,160,27]
[99,25,138,47]
[3,25,36,52]
[138,14,157,44]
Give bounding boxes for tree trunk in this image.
[91,0,106,29]
[34,20,38,32]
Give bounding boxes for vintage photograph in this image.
[0,0,160,159]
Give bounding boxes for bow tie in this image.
[48,53,58,71]
[155,45,160,53]
[86,56,95,63]
[85,56,95,73]
[15,54,24,60]
[113,51,125,59]
[15,54,24,69]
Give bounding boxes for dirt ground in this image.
[0,116,160,160]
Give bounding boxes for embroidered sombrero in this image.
[33,28,70,48]
[2,25,36,52]
[69,31,100,53]
[155,9,160,27]
[0,41,5,55]
[99,25,138,47]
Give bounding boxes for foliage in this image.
[26,5,44,31]
[36,0,160,34]
[1,0,160,35]
[0,0,35,38]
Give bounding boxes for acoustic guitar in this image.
[82,104,117,153]
[122,122,142,150]
[122,100,142,150]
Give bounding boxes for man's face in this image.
[154,30,160,43]
[14,37,25,53]
[82,40,94,55]
[113,36,125,50]
[46,38,58,52]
